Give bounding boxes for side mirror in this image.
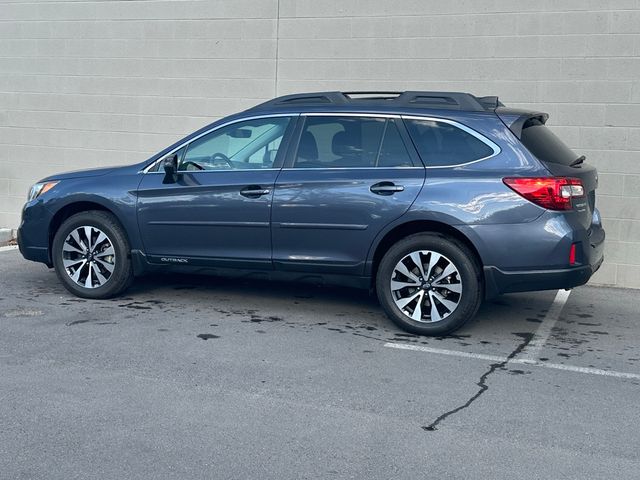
[162,153,178,184]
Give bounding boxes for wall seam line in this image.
[274,0,280,97]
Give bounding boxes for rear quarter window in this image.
[519,118,577,166]
[405,119,495,167]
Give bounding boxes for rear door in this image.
[271,114,425,275]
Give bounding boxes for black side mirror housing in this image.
[162,153,178,183]
[163,153,177,175]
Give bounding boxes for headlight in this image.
[28,181,59,201]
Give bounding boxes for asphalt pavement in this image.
[1,247,639,479]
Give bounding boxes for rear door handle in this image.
[370,182,405,195]
[240,185,271,198]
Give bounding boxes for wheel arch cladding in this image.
[49,202,129,259]
[369,220,484,285]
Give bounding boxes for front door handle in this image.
[370,181,405,195]
[240,185,271,198]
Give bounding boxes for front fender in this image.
[42,173,144,252]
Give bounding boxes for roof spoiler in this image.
[495,107,549,138]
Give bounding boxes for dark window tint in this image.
[405,119,494,166]
[377,120,413,167]
[295,116,412,168]
[520,118,578,166]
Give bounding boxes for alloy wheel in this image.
[62,226,116,288]
[389,250,462,323]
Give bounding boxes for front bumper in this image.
[17,201,53,267]
[17,226,51,266]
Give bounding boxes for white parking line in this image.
[0,245,18,252]
[384,344,507,363]
[520,288,571,362]
[384,342,640,380]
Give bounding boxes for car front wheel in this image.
[52,210,133,299]
[376,233,482,336]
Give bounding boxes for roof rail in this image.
[248,91,501,112]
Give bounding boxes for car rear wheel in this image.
[376,233,482,336]
[52,210,133,299]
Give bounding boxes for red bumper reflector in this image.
[569,243,577,265]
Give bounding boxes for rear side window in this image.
[378,121,413,167]
[405,119,494,167]
[520,118,577,166]
[294,116,413,168]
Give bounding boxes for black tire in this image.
[52,210,134,299]
[376,233,482,336]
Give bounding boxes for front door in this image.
[137,115,295,268]
[271,115,425,275]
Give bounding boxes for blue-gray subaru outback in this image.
[18,91,605,335]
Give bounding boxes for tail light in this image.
[503,177,585,211]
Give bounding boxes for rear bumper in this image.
[463,207,606,299]
[484,255,603,299]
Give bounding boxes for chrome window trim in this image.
[140,113,299,174]
[281,166,423,171]
[149,168,281,173]
[141,111,501,173]
[291,113,500,170]
[401,114,501,168]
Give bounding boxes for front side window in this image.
[179,116,292,171]
[294,116,413,168]
[405,119,494,167]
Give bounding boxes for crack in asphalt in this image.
[422,332,534,431]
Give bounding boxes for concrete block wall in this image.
[0,0,279,231]
[1,0,639,287]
